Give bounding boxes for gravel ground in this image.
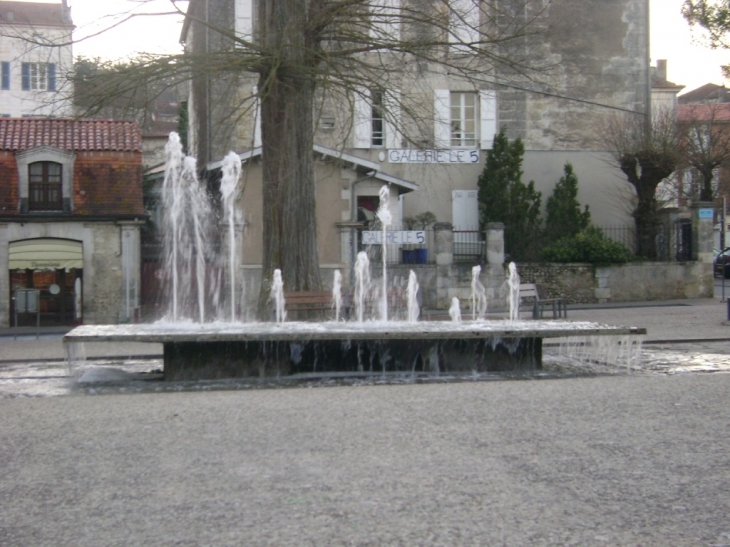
[2,374,730,546]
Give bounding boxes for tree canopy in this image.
[601,110,683,259]
[544,163,590,243]
[63,0,550,317]
[478,126,542,261]
[683,1,730,76]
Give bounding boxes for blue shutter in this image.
[47,63,56,91]
[21,63,30,90]
[1,62,9,90]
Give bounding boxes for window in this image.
[1,62,9,90]
[354,88,401,149]
[370,0,400,42]
[28,161,63,211]
[371,90,385,147]
[21,63,56,91]
[434,89,497,149]
[450,92,477,147]
[449,0,480,52]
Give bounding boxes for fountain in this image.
[63,134,646,381]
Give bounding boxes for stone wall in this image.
[511,262,713,304]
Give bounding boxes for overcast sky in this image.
[17,0,730,96]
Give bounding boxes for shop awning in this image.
[9,239,83,270]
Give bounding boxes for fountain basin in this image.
[64,321,646,381]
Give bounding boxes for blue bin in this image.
[415,249,428,264]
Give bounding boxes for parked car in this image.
[714,247,730,278]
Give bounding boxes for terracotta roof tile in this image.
[678,103,730,123]
[0,119,142,152]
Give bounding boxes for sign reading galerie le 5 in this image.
[388,149,480,164]
[362,231,426,245]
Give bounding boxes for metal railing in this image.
[597,222,693,262]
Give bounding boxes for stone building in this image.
[0,118,145,327]
[179,0,652,291]
[0,0,74,118]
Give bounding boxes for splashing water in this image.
[507,262,520,322]
[407,270,420,322]
[354,252,371,323]
[161,133,214,322]
[220,151,242,321]
[470,265,487,320]
[376,185,392,322]
[333,270,343,321]
[271,269,286,323]
[449,297,461,323]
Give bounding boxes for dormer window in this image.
[29,161,62,211]
[16,147,75,214]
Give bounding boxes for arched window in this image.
[28,161,62,211]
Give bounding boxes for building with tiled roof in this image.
[0,117,146,327]
[651,60,685,115]
[0,0,74,117]
[679,83,730,105]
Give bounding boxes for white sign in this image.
[362,231,426,245]
[388,149,480,164]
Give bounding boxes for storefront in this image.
[9,238,82,326]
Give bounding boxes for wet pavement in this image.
[1,297,730,397]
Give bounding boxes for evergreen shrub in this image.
[540,226,634,264]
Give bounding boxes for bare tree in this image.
[678,102,730,202]
[58,0,550,318]
[601,109,683,259]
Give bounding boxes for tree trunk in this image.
[256,0,323,319]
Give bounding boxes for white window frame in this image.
[450,92,477,148]
[355,88,401,149]
[435,89,497,149]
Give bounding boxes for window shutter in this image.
[1,62,9,90]
[235,0,254,42]
[354,90,372,148]
[384,90,401,149]
[47,63,56,91]
[21,63,30,91]
[479,90,497,150]
[434,89,450,149]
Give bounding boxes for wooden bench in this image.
[283,291,335,319]
[282,288,419,321]
[518,283,568,319]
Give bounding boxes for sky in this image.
[16,0,730,96]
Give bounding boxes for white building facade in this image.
[0,0,74,118]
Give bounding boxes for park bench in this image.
[281,288,416,321]
[283,291,337,320]
[518,283,568,319]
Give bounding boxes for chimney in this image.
[656,59,668,81]
[62,0,72,24]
